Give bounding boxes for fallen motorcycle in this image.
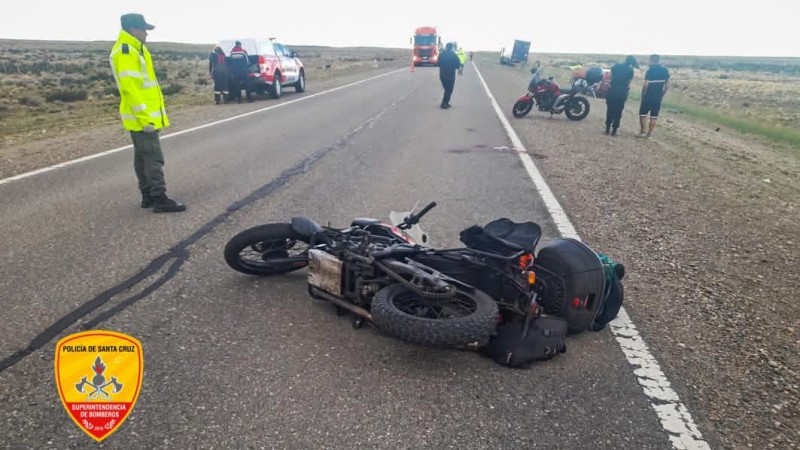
[224,202,501,347]
[224,202,621,363]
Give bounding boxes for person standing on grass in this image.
[109,13,185,213]
[209,45,229,104]
[639,54,671,138]
[604,55,638,136]
[438,43,461,109]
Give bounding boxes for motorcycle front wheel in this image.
[371,283,498,347]
[565,96,590,121]
[224,223,310,276]
[512,99,534,118]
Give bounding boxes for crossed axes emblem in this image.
[74,356,123,400]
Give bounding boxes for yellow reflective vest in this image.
[456,49,467,64]
[109,30,169,131]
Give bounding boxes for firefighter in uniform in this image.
[109,13,185,213]
[228,41,252,103]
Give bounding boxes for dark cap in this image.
[121,13,155,31]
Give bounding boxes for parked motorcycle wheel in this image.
[564,97,590,121]
[224,223,310,276]
[371,283,498,347]
[512,99,534,118]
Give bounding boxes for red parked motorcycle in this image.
[512,71,591,120]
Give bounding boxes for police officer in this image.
[456,47,467,75]
[110,13,185,212]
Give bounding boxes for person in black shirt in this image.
[438,43,461,109]
[605,55,638,135]
[639,54,671,137]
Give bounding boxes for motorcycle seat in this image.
[483,218,542,253]
[558,87,573,95]
[459,218,542,256]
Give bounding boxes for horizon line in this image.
[1,37,799,59]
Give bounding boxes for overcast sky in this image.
[1,0,796,57]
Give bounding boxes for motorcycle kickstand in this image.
[352,316,364,329]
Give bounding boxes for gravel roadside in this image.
[475,61,798,450]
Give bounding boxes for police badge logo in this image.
[54,330,143,442]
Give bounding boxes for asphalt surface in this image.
[0,64,674,449]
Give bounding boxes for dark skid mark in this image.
[0,91,412,374]
[81,255,187,330]
[447,144,526,154]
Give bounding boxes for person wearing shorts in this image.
[639,54,670,138]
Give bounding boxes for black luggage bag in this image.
[534,238,606,334]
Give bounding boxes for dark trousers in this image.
[605,88,629,129]
[130,131,167,197]
[230,72,251,102]
[212,67,229,93]
[440,77,455,105]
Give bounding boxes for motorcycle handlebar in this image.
[401,201,437,228]
[414,202,437,221]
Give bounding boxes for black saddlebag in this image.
[534,238,605,334]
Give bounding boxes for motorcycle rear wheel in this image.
[565,97,590,121]
[224,223,310,276]
[512,99,533,118]
[371,283,498,347]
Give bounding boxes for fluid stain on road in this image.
[447,144,545,157]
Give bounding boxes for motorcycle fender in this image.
[308,249,343,296]
[291,216,323,239]
[518,95,533,103]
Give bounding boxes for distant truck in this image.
[411,26,442,66]
[500,40,531,66]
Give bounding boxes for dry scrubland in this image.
[2,40,798,151]
[0,39,408,149]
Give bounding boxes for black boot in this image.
[140,191,154,208]
[214,93,220,104]
[605,123,611,135]
[612,127,618,136]
[152,195,186,213]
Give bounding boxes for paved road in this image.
[1,64,678,449]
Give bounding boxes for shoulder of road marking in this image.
[0,68,407,186]
[472,61,711,450]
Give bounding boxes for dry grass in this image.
[491,52,800,147]
[0,39,407,148]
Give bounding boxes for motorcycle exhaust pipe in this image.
[310,286,373,322]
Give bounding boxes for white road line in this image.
[473,62,711,450]
[0,68,407,186]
